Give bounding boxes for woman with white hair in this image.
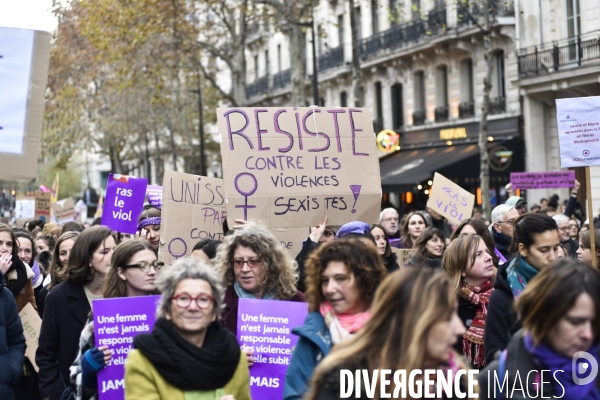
[125,258,251,400]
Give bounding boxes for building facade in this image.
[243,0,523,211]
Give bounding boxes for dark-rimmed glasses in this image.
[171,293,214,309]
[231,258,261,269]
[122,260,164,273]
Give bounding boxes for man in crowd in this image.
[505,196,527,215]
[553,214,579,258]
[379,208,400,239]
[491,204,519,260]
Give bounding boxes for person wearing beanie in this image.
[505,196,527,215]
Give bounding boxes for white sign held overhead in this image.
[556,96,600,168]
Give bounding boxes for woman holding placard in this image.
[484,213,560,364]
[215,224,306,336]
[125,258,251,400]
[577,229,600,267]
[283,239,387,400]
[36,226,115,400]
[69,239,160,400]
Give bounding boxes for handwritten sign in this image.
[19,303,42,372]
[556,96,600,168]
[102,174,148,234]
[426,173,475,226]
[391,248,411,266]
[51,197,76,224]
[159,171,226,266]
[237,299,308,400]
[34,191,51,219]
[15,197,35,219]
[146,185,162,209]
[94,295,160,400]
[269,227,308,257]
[511,171,575,190]
[217,107,381,228]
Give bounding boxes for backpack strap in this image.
[496,349,508,399]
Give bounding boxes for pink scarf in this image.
[320,302,371,344]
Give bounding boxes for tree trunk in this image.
[348,0,362,106]
[232,0,248,107]
[479,31,494,222]
[288,23,307,106]
[109,144,124,174]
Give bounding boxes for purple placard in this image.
[102,174,148,234]
[146,185,162,209]
[237,299,308,399]
[93,295,160,400]
[511,171,576,190]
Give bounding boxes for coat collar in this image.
[66,280,91,326]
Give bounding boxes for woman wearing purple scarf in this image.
[479,259,600,399]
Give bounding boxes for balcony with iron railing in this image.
[318,45,345,73]
[413,110,426,125]
[459,100,475,118]
[457,0,514,28]
[358,7,446,61]
[246,76,270,98]
[489,96,506,115]
[434,105,449,122]
[272,69,291,90]
[517,30,600,79]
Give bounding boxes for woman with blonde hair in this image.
[443,235,495,367]
[307,267,471,399]
[215,223,306,335]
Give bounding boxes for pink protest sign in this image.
[237,299,308,399]
[510,171,575,190]
[93,295,160,400]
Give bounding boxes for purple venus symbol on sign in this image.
[234,172,258,220]
[350,185,362,213]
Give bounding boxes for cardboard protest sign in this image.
[217,107,381,228]
[15,197,35,219]
[146,185,162,209]
[426,173,475,226]
[51,197,76,224]
[0,27,51,181]
[237,299,308,399]
[102,174,148,234]
[556,96,600,168]
[391,248,411,266]
[159,171,226,266]
[19,303,42,372]
[34,191,51,219]
[510,171,575,190]
[269,227,308,257]
[93,296,160,400]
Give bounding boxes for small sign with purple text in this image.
[510,171,575,190]
[102,174,148,234]
[93,295,160,400]
[237,299,308,399]
[146,185,163,209]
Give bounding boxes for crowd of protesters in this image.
[1,178,600,400]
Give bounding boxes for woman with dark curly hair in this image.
[214,223,306,336]
[283,239,387,400]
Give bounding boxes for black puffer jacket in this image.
[0,271,27,400]
[483,262,521,364]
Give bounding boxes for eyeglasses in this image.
[382,217,399,223]
[500,219,516,225]
[569,224,579,229]
[559,226,570,231]
[122,260,164,273]
[171,293,214,309]
[231,258,261,269]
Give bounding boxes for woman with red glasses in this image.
[125,258,251,400]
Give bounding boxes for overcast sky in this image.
[0,0,57,32]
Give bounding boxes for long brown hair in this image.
[307,268,473,400]
[0,223,18,257]
[65,226,113,284]
[443,235,495,293]
[400,212,429,249]
[102,239,158,299]
[370,223,392,258]
[410,227,445,264]
[47,231,80,291]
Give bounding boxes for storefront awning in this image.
[380,144,481,191]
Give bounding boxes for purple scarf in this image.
[525,333,600,400]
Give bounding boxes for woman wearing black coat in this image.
[36,227,115,400]
[0,269,27,400]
